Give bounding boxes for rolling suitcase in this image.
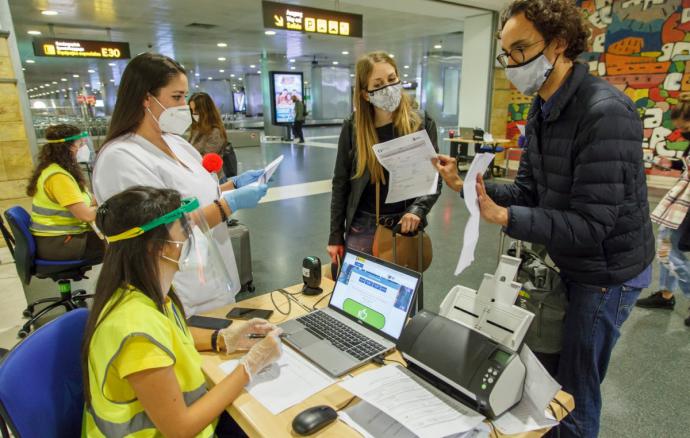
[227,220,255,292]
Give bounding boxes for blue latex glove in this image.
[231,169,264,189]
[223,184,268,213]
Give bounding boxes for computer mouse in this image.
[292,405,338,435]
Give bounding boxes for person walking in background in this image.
[292,94,306,143]
[636,95,690,327]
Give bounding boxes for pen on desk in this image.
[247,333,286,339]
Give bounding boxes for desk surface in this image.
[201,279,574,438]
[444,137,512,145]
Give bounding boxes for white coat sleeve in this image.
[93,147,167,204]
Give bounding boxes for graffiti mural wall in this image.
[501,0,690,176]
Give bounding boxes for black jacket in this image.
[487,63,654,286]
[329,113,442,246]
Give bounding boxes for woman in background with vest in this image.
[26,124,103,261]
[327,51,441,263]
[82,186,282,437]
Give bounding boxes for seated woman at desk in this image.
[81,186,282,437]
[26,124,103,261]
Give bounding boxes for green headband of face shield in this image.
[104,197,200,243]
[44,131,90,144]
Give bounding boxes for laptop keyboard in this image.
[296,311,386,361]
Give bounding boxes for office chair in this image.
[0,308,88,438]
[2,207,101,338]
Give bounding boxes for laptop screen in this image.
[330,251,420,340]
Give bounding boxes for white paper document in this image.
[340,401,491,438]
[455,153,495,275]
[493,346,561,435]
[372,130,439,204]
[252,154,284,185]
[219,347,335,415]
[338,365,485,438]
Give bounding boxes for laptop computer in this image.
[280,249,422,377]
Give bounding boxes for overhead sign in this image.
[32,38,131,59]
[262,1,363,38]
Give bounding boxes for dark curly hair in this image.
[499,0,590,61]
[26,124,87,196]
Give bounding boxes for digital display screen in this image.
[233,91,246,113]
[331,252,419,339]
[32,38,131,59]
[262,0,363,38]
[492,349,511,366]
[269,72,303,125]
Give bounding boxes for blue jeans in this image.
[657,226,690,299]
[556,281,640,438]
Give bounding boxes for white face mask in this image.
[148,95,192,135]
[505,52,556,96]
[161,226,209,274]
[192,114,199,122]
[367,82,403,113]
[75,144,91,163]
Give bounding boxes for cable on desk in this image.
[269,288,312,315]
[337,395,357,412]
[554,397,583,438]
[372,354,406,367]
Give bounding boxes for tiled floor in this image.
[1,127,688,437]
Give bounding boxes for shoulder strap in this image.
[376,182,380,223]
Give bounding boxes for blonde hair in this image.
[353,51,421,183]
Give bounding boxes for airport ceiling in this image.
[9,0,509,94]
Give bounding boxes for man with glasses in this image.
[434,1,654,437]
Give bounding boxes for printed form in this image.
[339,365,485,438]
[372,130,439,204]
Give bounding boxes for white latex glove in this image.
[239,328,283,382]
[219,318,276,353]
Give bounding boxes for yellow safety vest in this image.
[82,287,215,438]
[29,163,91,237]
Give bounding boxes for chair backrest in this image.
[0,308,89,438]
[3,207,36,285]
[0,214,15,260]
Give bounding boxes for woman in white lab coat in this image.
[93,52,266,314]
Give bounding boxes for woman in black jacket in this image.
[327,51,441,264]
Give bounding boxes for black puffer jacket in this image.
[487,63,654,286]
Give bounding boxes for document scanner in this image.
[397,255,534,418]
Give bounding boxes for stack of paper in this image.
[220,347,335,415]
[338,365,485,438]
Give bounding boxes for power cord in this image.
[269,288,312,315]
[553,397,583,438]
[337,395,357,412]
[372,354,406,367]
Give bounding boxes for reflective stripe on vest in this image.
[87,384,206,438]
[30,163,91,236]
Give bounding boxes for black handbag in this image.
[221,142,238,178]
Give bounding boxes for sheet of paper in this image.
[454,153,495,275]
[372,130,439,204]
[341,401,491,438]
[493,346,561,435]
[219,346,334,415]
[252,154,284,185]
[338,365,485,438]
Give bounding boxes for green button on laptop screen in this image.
[343,298,386,329]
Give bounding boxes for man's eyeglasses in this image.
[496,40,545,68]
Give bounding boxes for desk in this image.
[201,279,574,437]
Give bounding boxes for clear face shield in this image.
[104,198,235,296]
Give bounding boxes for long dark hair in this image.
[26,124,87,196]
[102,53,186,146]
[189,92,227,143]
[80,186,186,406]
